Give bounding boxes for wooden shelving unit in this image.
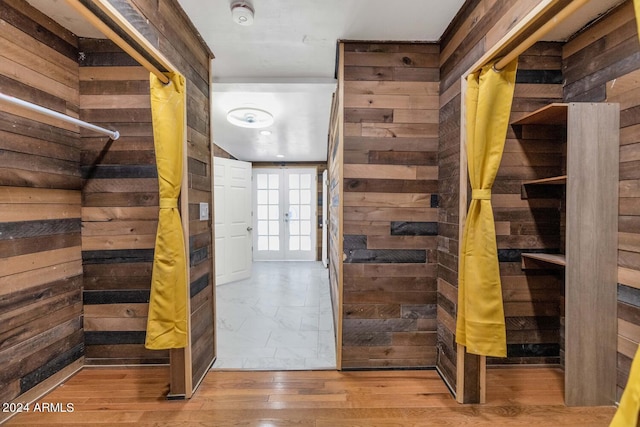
[511,102,568,125]
[520,175,567,199]
[511,102,619,407]
[521,252,566,267]
[515,104,569,199]
[522,175,567,186]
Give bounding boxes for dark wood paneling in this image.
[0,0,77,61]
[0,322,83,394]
[0,295,81,355]
[0,219,80,239]
[564,0,640,395]
[190,283,214,385]
[82,249,155,264]
[496,44,564,368]
[80,1,214,387]
[20,343,84,393]
[83,290,150,304]
[328,86,342,365]
[341,43,439,368]
[0,1,83,403]
[344,178,438,194]
[391,221,438,236]
[436,75,461,389]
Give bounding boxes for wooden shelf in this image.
[521,175,566,199]
[511,103,568,125]
[515,103,619,406]
[522,175,567,186]
[521,252,566,268]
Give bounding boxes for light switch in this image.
[199,202,209,221]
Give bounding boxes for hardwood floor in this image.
[4,367,616,426]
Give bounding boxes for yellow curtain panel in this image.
[611,3,640,425]
[456,59,518,358]
[611,345,640,426]
[145,72,188,350]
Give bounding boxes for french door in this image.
[253,168,317,261]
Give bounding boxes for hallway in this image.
[212,262,336,370]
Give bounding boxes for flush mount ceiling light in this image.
[231,1,254,26]
[226,107,274,128]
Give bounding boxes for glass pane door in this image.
[254,170,281,260]
[253,168,316,261]
[286,171,314,259]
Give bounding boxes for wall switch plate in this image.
[199,202,209,221]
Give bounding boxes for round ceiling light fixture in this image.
[226,107,274,128]
[231,1,254,26]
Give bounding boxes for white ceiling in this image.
[177,0,467,162]
[27,0,626,163]
[183,0,468,79]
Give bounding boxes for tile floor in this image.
[212,261,337,370]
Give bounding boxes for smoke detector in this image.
[231,2,254,26]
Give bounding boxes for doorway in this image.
[212,164,336,370]
[253,167,317,261]
[214,157,253,285]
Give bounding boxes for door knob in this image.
[247,226,253,232]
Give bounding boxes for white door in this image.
[321,169,329,268]
[253,168,317,261]
[214,157,252,285]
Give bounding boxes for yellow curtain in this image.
[611,345,640,426]
[456,59,518,357]
[145,72,188,350]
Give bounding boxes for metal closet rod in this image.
[0,92,120,140]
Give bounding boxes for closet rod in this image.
[0,92,120,140]
[494,0,589,71]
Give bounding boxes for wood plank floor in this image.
[4,367,616,426]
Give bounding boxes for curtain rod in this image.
[493,0,590,71]
[0,92,120,140]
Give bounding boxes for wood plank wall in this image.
[213,144,235,160]
[437,0,544,390]
[340,42,440,368]
[78,38,165,365]
[252,162,328,261]
[0,0,84,403]
[562,0,640,400]
[123,0,215,387]
[78,0,215,386]
[328,90,342,359]
[493,43,564,367]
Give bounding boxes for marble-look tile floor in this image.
[212,261,337,370]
